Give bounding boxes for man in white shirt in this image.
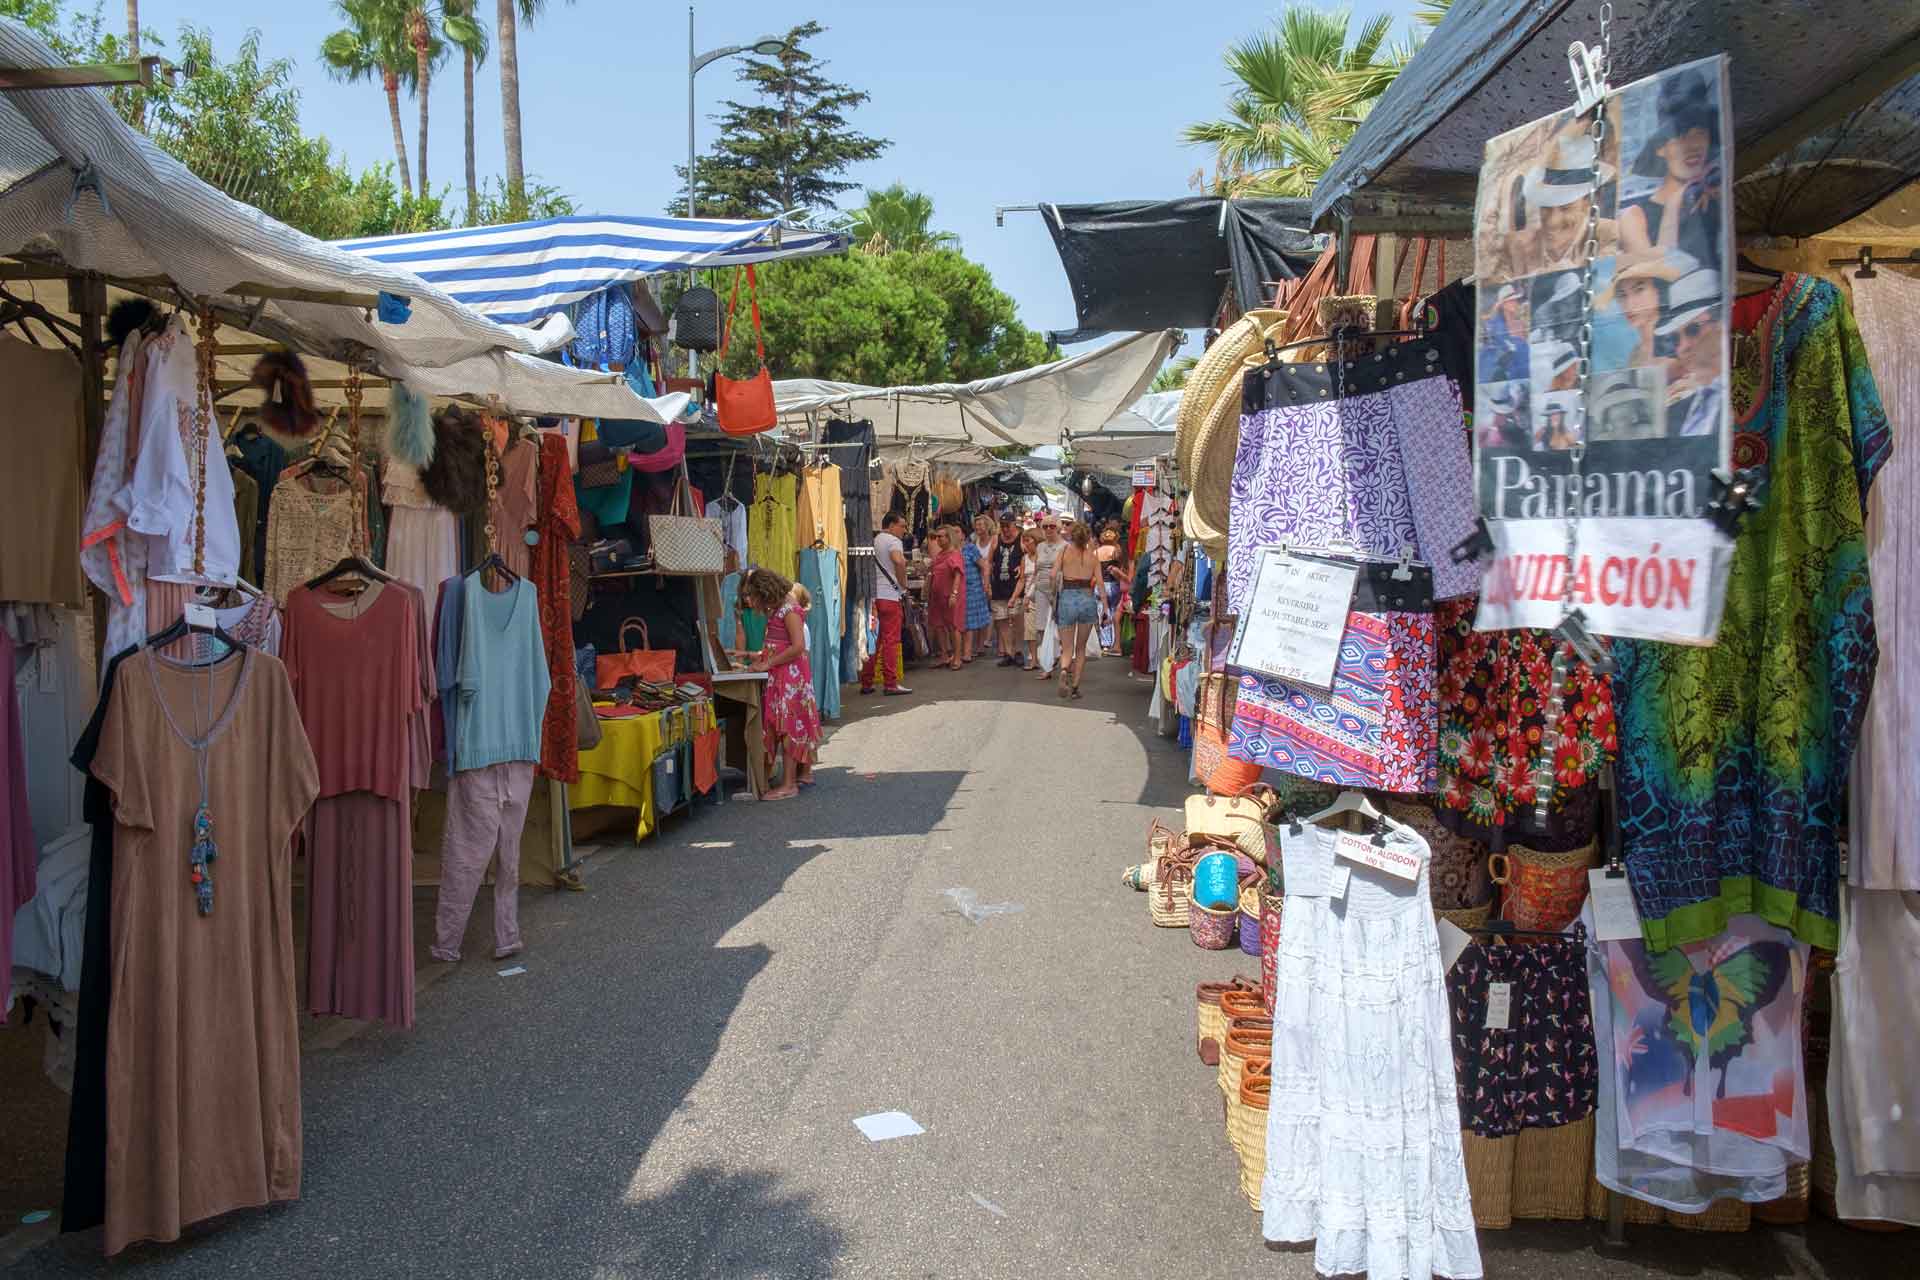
[859,512,912,696]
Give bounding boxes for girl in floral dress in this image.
[742,568,821,801]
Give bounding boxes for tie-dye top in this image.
[1612,275,1890,951]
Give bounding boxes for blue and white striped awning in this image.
[334,214,850,326]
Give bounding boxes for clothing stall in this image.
[1120,2,1920,1271]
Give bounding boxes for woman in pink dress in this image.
[742,568,822,801]
[925,528,964,670]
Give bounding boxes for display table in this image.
[571,700,717,840]
[709,670,770,798]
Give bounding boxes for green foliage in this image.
[673,21,889,219]
[846,183,959,255]
[1150,355,1197,393]
[467,175,575,226]
[704,250,1053,386]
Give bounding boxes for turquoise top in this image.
[454,575,551,771]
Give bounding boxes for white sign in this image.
[1229,550,1359,690]
[1327,863,1351,902]
[1587,869,1645,942]
[1485,981,1513,1032]
[1474,517,1733,644]
[1438,918,1474,974]
[183,603,217,629]
[1333,829,1421,883]
[1131,461,1157,488]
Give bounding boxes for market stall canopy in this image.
[1067,389,1181,472]
[0,20,678,420]
[772,329,1179,449]
[1309,0,1920,238]
[335,214,850,327]
[1039,199,1322,342]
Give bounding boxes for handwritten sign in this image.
[1587,869,1644,942]
[1333,830,1421,883]
[1229,550,1359,690]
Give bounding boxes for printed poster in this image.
[1471,55,1734,644]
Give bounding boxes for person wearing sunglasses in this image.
[1657,267,1725,439]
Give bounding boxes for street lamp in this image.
[687,7,788,382]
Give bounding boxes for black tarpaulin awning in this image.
[1041,198,1323,343]
[1310,0,1920,239]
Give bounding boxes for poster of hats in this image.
[1470,55,1734,645]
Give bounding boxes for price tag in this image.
[1333,829,1421,882]
[1327,863,1351,901]
[1131,461,1157,488]
[37,644,57,694]
[1228,549,1359,690]
[1587,869,1643,942]
[1485,981,1512,1031]
[183,603,217,629]
[1438,917,1473,974]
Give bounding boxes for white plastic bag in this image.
[1038,619,1059,671]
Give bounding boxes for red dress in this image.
[762,601,822,761]
[531,432,582,782]
[927,550,962,629]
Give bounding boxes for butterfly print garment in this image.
[1447,929,1597,1137]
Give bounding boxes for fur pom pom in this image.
[421,406,491,516]
[106,299,156,349]
[385,379,436,468]
[250,351,321,439]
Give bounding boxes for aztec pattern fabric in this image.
[1447,928,1597,1137]
[1612,275,1890,952]
[1228,563,1437,794]
[1226,340,1478,619]
[1434,598,1617,831]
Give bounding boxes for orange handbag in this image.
[593,617,677,688]
[714,265,777,437]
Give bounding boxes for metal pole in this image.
[687,5,700,386]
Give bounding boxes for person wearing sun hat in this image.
[1534,338,1581,392]
[1480,282,1530,382]
[1478,381,1531,450]
[1519,127,1618,274]
[1658,266,1726,438]
[1537,389,1582,450]
[1620,70,1723,266]
[1596,248,1699,366]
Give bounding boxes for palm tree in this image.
[442,1,489,223]
[1150,356,1198,393]
[125,0,141,125]
[497,0,572,218]
[1183,6,1405,198]
[402,4,448,197]
[847,184,959,255]
[322,0,419,197]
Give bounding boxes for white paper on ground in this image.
[1438,917,1473,973]
[1587,869,1644,942]
[854,1111,925,1142]
[497,965,528,977]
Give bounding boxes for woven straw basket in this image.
[1218,1015,1271,1101]
[1436,900,1493,932]
[1464,1132,1516,1229]
[1195,976,1257,1066]
[1236,1070,1272,1211]
[1753,1163,1811,1225]
[1511,1118,1594,1220]
[1191,898,1239,950]
[1175,308,1285,475]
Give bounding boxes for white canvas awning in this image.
[0,19,672,420]
[773,330,1179,448]
[1066,389,1180,472]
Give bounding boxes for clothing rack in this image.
[1826,245,1920,278]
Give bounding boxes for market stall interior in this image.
[1093,0,1920,1268]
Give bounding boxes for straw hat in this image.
[1176,308,1284,476]
[1183,496,1227,561]
[1186,347,1265,536]
[1597,248,1698,309]
[1654,267,1723,336]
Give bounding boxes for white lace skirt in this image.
[1261,834,1482,1278]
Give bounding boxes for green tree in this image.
[711,250,1051,386]
[468,174,575,226]
[675,21,889,219]
[321,0,420,197]
[398,3,448,197]
[1182,5,1405,198]
[1150,355,1197,393]
[443,0,489,223]
[847,183,959,256]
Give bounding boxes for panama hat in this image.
[1596,248,1699,309]
[1484,383,1519,414]
[1522,132,1616,209]
[1175,309,1285,477]
[1654,267,1722,336]
[1534,339,1579,381]
[1183,490,1227,561]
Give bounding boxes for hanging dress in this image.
[960,539,993,631]
[1261,820,1481,1279]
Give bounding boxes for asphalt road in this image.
[12,652,1909,1278]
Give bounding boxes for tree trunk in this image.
[497,0,524,215]
[125,0,141,127]
[414,35,431,197]
[383,70,413,198]
[463,48,478,224]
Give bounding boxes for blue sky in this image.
[135,0,1418,339]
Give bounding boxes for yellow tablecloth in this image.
[571,701,717,840]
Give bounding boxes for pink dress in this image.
[927,550,962,630]
[762,601,822,760]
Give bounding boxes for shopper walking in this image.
[988,513,1026,666]
[926,527,964,669]
[1054,521,1102,700]
[1097,524,1129,655]
[859,512,913,696]
[1026,517,1065,677]
[961,514,995,659]
[741,568,822,799]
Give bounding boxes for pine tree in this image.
[673,21,889,219]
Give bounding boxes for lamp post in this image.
[687,8,788,383]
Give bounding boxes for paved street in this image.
[12,655,1909,1279]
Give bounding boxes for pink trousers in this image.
[431,760,535,961]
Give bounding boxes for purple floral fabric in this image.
[1390,375,1482,600]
